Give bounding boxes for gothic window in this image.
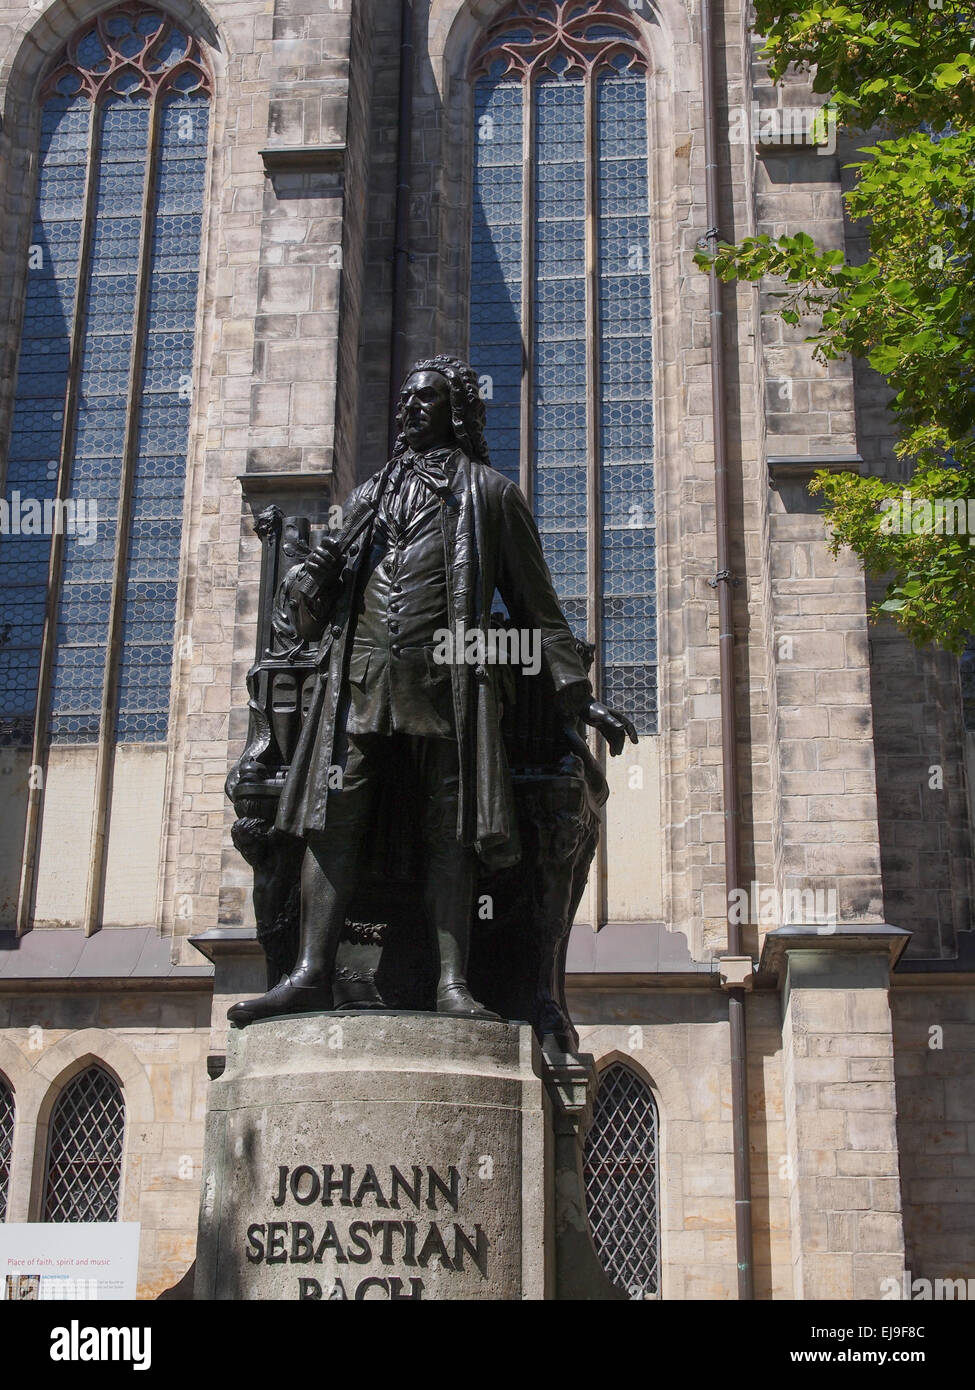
[583,1061,660,1298]
[470,0,656,733]
[43,1065,125,1222]
[0,1078,13,1222]
[0,4,210,750]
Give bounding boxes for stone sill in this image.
[755,139,833,156]
[759,922,910,981]
[238,469,332,493]
[767,453,864,488]
[190,928,264,964]
[259,144,345,173]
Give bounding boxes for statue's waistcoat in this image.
[346,490,454,739]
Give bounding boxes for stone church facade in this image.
[0,0,972,1301]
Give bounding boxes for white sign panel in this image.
[0,1224,140,1300]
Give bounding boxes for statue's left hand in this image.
[580,700,638,757]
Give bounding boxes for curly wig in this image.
[393,355,492,466]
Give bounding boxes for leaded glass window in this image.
[0,1079,13,1222]
[43,1065,124,1223]
[470,0,657,733]
[583,1061,660,1298]
[0,4,210,749]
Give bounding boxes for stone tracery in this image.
[40,3,211,103]
[471,0,649,80]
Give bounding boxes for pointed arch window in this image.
[583,1060,660,1298]
[469,0,656,733]
[0,4,211,751]
[0,1077,14,1222]
[43,1065,125,1222]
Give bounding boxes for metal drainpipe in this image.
[700,0,755,1300]
[388,0,415,453]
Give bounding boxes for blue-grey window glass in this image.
[533,76,589,642]
[470,79,523,488]
[596,69,655,730]
[117,88,208,741]
[0,1078,13,1222]
[0,97,87,747]
[0,7,210,748]
[470,2,657,733]
[49,95,150,742]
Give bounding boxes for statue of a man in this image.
[229,356,635,1026]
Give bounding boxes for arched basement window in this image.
[43,1065,125,1222]
[0,4,211,750]
[583,1061,660,1298]
[469,0,657,733]
[0,1077,13,1221]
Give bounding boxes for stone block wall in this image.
[0,989,211,1299]
[767,482,885,931]
[354,3,402,477]
[869,625,973,960]
[750,53,886,943]
[892,983,975,1285]
[573,986,793,1301]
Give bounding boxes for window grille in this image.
[0,1079,13,1222]
[0,3,211,749]
[469,0,657,734]
[43,1065,124,1223]
[583,1061,660,1298]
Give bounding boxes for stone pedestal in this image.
[195,1011,618,1300]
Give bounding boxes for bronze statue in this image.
[227,356,636,1028]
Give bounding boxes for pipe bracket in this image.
[719,955,755,991]
[708,568,739,589]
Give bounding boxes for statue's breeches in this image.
[313,729,464,850]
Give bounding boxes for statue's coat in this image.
[274,450,592,869]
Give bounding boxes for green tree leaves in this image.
[698,2,975,650]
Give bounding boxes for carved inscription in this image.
[244,1163,490,1299]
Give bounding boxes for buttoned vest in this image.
[344,468,454,738]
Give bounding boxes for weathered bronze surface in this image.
[226,356,635,1044]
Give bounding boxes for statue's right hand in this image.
[303,536,344,583]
